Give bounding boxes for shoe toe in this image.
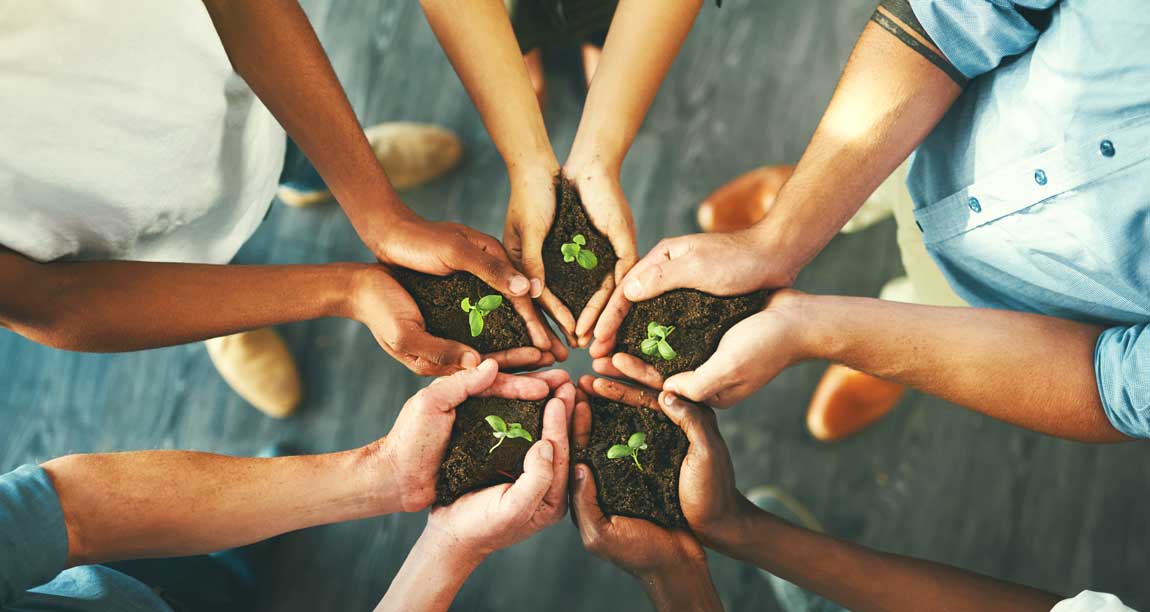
[205,328,301,419]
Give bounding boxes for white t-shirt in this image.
[0,0,285,264]
[1054,591,1137,612]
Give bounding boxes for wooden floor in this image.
[3,1,1148,610]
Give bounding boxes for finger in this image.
[538,289,578,345]
[509,295,553,351]
[664,359,730,407]
[418,358,500,412]
[591,377,661,411]
[570,464,609,541]
[574,273,615,347]
[539,319,570,362]
[572,399,592,449]
[519,221,548,295]
[611,353,665,389]
[574,385,589,405]
[622,238,693,302]
[458,232,532,297]
[554,381,576,420]
[591,356,626,379]
[589,284,632,358]
[477,372,552,400]
[658,391,719,448]
[522,369,571,391]
[540,397,570,513]
[576,374,598,400]
[484,347,544,370]
[501,440,555,520]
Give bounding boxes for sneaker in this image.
[204,328,301,418]
[745,486,846,612]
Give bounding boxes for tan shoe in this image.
[366,122,463,190]
[205,328,301,419]
[697,165,795,233]
[806,364,905,441]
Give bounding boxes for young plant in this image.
[641,322,677,361]
[607,432,648,471]
[485,415,533,454]
[460,295,504,337]
[560,234,599,270]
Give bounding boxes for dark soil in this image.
[542,174,618,316]
[618,289,767,378]
[436,397,546,506]
[576,397,688,529]
[392,269,533,354]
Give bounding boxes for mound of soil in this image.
[393,269,533,354]
[541,174,618,317]
[576,397,688,529]
[618,289,766,378]
[435,397,546,506]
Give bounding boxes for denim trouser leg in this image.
[103,548,256,612]
[278,137,326,192]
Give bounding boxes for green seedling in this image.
[641,322,677,361]
[607,432,648,471]
[485,414,533,453]
[560,234,599,270]
[460,295,504,337]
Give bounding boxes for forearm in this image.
[375,525,484,612]
[637,558,724,612]
[420,0,556,177]
[201,0,407,228]
[567,0,703,171]
[749,21,962,286]
[708,502,1059,612]
[0,252,361,352]
[43,446,396,566]
[798,294,1126,442]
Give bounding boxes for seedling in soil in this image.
[641,322,677,361]
[460,295,504,337]
[560,234,599,270]
[485,414,533,454]
[607,432,648,471]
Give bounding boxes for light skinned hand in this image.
[424,380,575,556]
[662,289,808,407]
[352,266,562,376]
[372,360,569,514]
[590,229,784,359]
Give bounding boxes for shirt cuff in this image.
[1094,324,1150,439]
[0,465,70,607]
[908,0,1043,79]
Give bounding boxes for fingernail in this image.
[663,392,676,407]
[575,465,586,480]
[625,280,642,300]
[460,352,480,368]
[510,275,530,295]
[539,442,554,462]
[530,278,543,298]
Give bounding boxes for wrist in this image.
[637,551,720,612]
[786,292,846,363]
[418,522,488,572]
[506,147,560,185]
[565,141,623,179]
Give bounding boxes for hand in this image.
[563,160,638,347]
[369,359,570,514]
[350,265,561,376]
[589,229,788,359]
[359,208,556,355]
[424,380,574,556]
[594,290,810,408]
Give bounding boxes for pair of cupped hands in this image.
[372,359,752,580]
[352,158,813,409]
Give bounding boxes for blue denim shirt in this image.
[0,466,170,612]
[907,0,1150,437]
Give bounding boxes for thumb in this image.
[457,234,531,297]
[569,464,607,533]
[658,391,716,447]
[663,363,723,405]
[501,440,555,520]
[418,358,499,411]
[623,257,693,302]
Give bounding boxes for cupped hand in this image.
[589,229,785,359]
[351,265,561,376]
[563,161,638,348]
[371,360,570,515]
[424,380,575,556]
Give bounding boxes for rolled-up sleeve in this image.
[0,465,69,607]
[1095,324,1150,439]
[908,0,1057,79]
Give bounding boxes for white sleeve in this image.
[1052,591,1137,612]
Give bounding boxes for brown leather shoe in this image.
[806,364,904,441]
[697,165,795,233]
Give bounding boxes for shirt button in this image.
[967,197,982,213]
[1034,169,1048,186]
[1100,139,1116,157]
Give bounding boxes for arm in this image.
[657,393,1063,612]
[44,361,563,566]
[562,0,703,342]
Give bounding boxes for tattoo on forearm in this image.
[872,0,967,86]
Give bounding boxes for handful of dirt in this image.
[436,397,546,506]
[541,174,618,317]
[393,269,533,354]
